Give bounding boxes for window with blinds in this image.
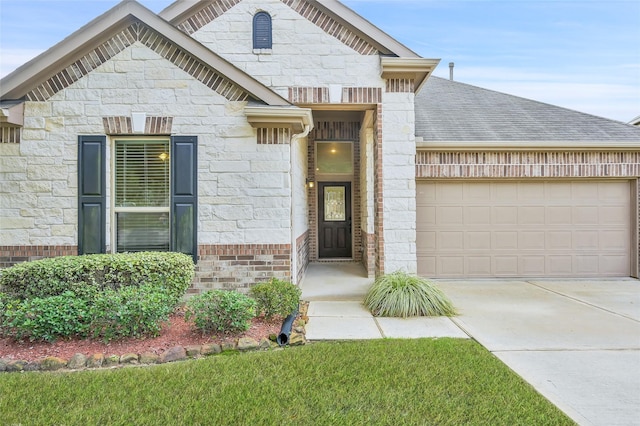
[114,139,170,252]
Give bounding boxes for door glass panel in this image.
[324,186,346,221]
[316,142,353,174]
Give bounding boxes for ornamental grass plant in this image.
[364,271,456,318]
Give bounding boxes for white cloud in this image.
[0,49,44,78]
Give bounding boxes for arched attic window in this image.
[253,11,272,50]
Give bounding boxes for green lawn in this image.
[0,339,574,425]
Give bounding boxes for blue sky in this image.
[1,0,638,122]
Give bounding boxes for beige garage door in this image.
[417,180,632,278]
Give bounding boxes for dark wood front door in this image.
[318,182,352,258]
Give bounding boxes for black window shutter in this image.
[78,135,106,254]
[171,136,198,263]
[253,12,272,49]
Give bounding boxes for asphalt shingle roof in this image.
[416,77,640,143]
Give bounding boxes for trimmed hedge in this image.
[0,252,194,303]
[249,278,300,320]
[185,290,257,334]
[0,252,194,342]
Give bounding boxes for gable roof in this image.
[416,77,640,149]
[159,0,420,58]
[0,0,289,106]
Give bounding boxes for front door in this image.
[318,182,352,258]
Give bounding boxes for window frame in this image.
[111,136,171,253]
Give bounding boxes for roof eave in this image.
[381,57,441,93]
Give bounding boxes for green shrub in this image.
[185,290,257,334]
[249,278,300,320]
[0,252,194,302]
[364,271,456,318]
[90,284,174,341]
[1,291,91,342]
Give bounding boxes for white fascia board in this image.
[381,57,441,92]
[245,106,314,133]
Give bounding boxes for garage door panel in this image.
[417,180,631,278]
[519,206,545,224]
[465,206,491,225]
[600,206,629,224]
[519,231,545,249]
[547,206,572,224]
[574,206,599,225]
[438,206,463,225]
[599,230,629,250]
[547,231,573,250]
[467,257,491,275]
[493,206,518,224]
[548,256,573,274]
[466,231,491,250]
[439,231,464,250]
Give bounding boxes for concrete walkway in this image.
[300,263,640,426]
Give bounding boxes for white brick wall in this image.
[0,43,292,247]
[189,0,383,94]
[382,92,417,273]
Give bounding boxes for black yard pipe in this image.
[276,305,299,346]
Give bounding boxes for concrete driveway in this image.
[436,279,640,426]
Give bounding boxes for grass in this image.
[0,339,575,425]
[365,271,456,317]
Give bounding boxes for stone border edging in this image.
[0,302,310,374]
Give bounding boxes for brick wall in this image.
[296,231,310,284]
[0,245,77,269]
[193,244,291,293]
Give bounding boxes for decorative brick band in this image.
[280,0,378,55]
[26,22,251,103]
[175,0,242,34]
[256,128,291,144]
[374,104,384,275]
[103,116,174,135]
[0,126,20,144]
[288,87,382,105]
[416,151,640,178]
[194,244,292,291]
[313,121,360,141]
[343,87,383,104]
[0,245,78,269]
[289,87,330,104]
[386,79,415,93]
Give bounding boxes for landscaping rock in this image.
[40,357,67,371]
[0,358,8,372]
[67,353,88,369]
[140,352,159,364]
[24,362,41,372]
[289,332,305,346]
[185,345,201,357]
[6,360,27,372]
[259,337,271,350]
[221,342,236,352]
[237,337,259,351]
[160,346,186,363]
[120,353,139,364]
[294,326,305,333]
[104,355,120,366]
[87,353,104,368]
[200,343,222,356]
